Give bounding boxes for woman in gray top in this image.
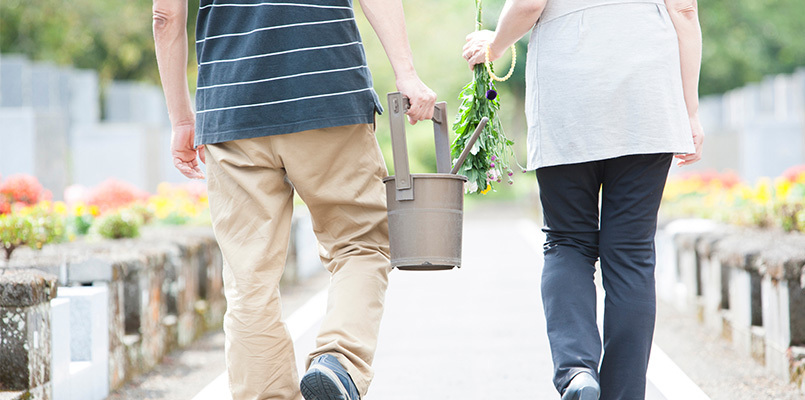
[464,0,703,399]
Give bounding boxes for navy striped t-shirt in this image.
[194,0,384,146]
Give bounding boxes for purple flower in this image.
[491,155,497,161]
[508,172,514,176]
[490,162,495,168]
[485,89,497,100]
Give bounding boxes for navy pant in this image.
[536,153,672,400]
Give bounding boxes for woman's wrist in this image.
[487,36,505,62]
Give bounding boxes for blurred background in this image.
[2,0,804,200]
[3,2,805,400]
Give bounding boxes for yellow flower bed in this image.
[662,166,805,232]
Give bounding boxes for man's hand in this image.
[396,75,436,125]
[675,115,704,166]
[356,0,436,124]
[171,122,206,179]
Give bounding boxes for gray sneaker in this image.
[300,354,360,400]
[562,372,600,400]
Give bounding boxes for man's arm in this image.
[357,0,436,124]
[464,0,546,66]
[666,0,704,166]
[153,0,205,179]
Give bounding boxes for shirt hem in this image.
[527,145,694,170]
[195,113,375,146]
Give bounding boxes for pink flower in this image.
[86,179,149,213]
[0,174,46,206]
[64,185,90,204]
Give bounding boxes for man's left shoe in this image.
[300,354,360,400]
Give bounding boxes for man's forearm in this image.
[488,0,546,59]
[356,0,418,80]
[153,0,194,128]
[666,0,702,117]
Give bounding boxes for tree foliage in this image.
[2,0,802,95]
[697,0,805,95]
[0,0,199,83]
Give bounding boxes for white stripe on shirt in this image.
[199,2,351,10]
[197,65,368,90]
[197,87,373,114]
[196,18,354,43]
[198,41,361,66]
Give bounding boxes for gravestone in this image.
[740,119,804,181]
[50,298,71,400]
[68,69,100,126]
[105,81,169,126]
[30,63,62,111]
[758,76,776,117]
[0,108,69,198]
[71,123,163,192]
[698,95,723,134]
[0,54,30,107]
[58,286,109,400]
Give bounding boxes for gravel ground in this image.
[654,300,804,399]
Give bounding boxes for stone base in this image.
[751,326,766,364]
[0,383,51,400]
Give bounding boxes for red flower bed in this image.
[85,179,149,213]
[0,174,51,214]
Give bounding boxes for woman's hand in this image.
[675,115,704,166]
[463,30,498,68]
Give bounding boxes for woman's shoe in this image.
[561,372,600,400]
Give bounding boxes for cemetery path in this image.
[114,203,805,400]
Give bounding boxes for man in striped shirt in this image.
[153,1,436,399]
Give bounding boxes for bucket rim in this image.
[383,173,468,183]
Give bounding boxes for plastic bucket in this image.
[383,173,466,270]
[382,92,483,270]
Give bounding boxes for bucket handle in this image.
[388,92,450,201]
[449,117,488,175]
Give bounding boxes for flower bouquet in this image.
[451,0,520,194]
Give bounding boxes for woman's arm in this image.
[464,0,547,66]
[153,0,205,179]
[666,0,704,166]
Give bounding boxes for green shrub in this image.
[0,208,65,261]
[0,214,34,261]
[90,211,142,239]
[69,214,94,236]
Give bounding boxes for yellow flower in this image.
[148,196,172,219]
[480,184,492,195]
[53,201,68,216]
[774,177,792,201]
[754,178,772,205]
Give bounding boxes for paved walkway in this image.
[193,208,709,399]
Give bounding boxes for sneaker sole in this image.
[562,386,600,400]
[300,364,354,400]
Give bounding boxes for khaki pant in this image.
[206,124,392,400]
